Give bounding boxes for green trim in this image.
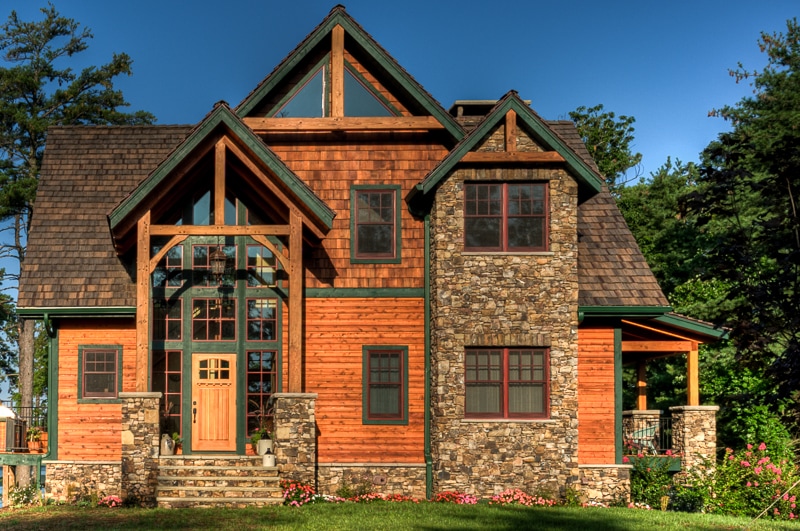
[0,453,44,467]
[109,104,335,232]
[579,306,672,320]
[361,345,409,425]
[423,214,433,499]
[17,307,135,319]
[305,288,423,298]
[614,328,623,465]
[234,8,463,141]
[77,345,123,404]
[414,93,604,202]
[48,327,59,460]
[653,313,727,340]
[349,185,402,264]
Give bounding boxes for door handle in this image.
[193,407,197,424]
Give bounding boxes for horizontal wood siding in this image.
[578,327,617,464]
[270,137,447,290]
[305,298,425,463]
[56,319,136,460]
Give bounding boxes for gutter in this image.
[424,214,433,498]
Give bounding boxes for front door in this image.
[191,353,237,452]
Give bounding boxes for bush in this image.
[629,456,673,508]
[431,491,478,504]
[281,479,321,507]
[9,483,41,507]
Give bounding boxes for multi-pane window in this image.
[192,298,236,341]
[152,350,182,436]
[82,348,119,398]
[247,351,277,436]
[247,298,278,341]
[364,348,405,422]
[354,189,396,259]
[152,298,182,341]
[464,182,548,251]
[247,245,278,287]
[192,244,235,286]
[152,244,183,287]
[465,347,549,419]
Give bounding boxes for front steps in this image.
[157,455,283,508]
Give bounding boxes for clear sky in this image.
[7,0,799,180]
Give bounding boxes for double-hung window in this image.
[465,347,549,419]
[351,186,401,263]
[464,182,548,251]
[80,346,122,399]
[363,347,408,424]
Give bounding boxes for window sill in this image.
[461,252,554,256]
[77,398,122,405]
[461,418,555,424]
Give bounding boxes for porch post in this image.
[669,405,718,471]
[288,209,303,393]
[273,393,317,488]
[636,360,647,410]
[687,345,699,406]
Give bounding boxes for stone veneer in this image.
[429,124,580,497]
[273,393,317,488]
[44,460,122,502]
[577,465,631,504]
[316,463,426,498]
[119,392,162,506]
[670,405,719,470]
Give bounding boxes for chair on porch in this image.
[626,424,658,455]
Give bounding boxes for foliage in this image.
[431,491,479,504]
[334,475,374,499]
[569,103,642,193]
[281,479,322,507]
[170,432,182,446]
[488,488,557,507]
[9,482,41,507]
[628,456,673,508]
[26,425,41,441]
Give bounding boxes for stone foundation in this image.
[44,460,122,502]
[273,393,317,488]
[578,465,631,504]
[119,392,162,506]
[670,405,719,471]
[317,463,426,498]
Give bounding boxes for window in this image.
[362,346,408,424]
[152,298,182,341]
[465,347,549,419]
[464,182,548,252]
[351,186,401,263]
[152,244,183,288]
[79,346,121,399]
[247,245,278,287]
[152,350,182,435]
[192,244,235,287]
[246,351,277,436]
[192,298,236,341]
[246,298,278,341]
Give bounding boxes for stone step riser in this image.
[157,498,283,508]
[159,458,267,468]
[159,478,280,488]
[157,488,282,499]
[159,469,279,479]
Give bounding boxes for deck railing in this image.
[623,414,673,455]
[0,401,47,453]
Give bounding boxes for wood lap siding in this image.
[578,327,616,464]
[56,319,136,460]
[305,297,425,462]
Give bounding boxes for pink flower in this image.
[746,482,752,487]
[741,461,751,467]
[758,442,767,451]
[755,482,759,487]
[754,466,762,474]
[665,450,673,457]
[622,456,630,463]
[747,444,753,450]
[729,455,735,460]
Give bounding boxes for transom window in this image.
[464,182,548,252]
[82,348,119,398]
[465,347,549,419]
[192,298,236,341]
[363,347,407,423]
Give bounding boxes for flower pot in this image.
[262,453,276,467]
[257,439,273,456]
[27,440,42,453]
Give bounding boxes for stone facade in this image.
[670,405,719,470]
[577,465,631,504]
[44,460,122,502]
[273,393,317,488]
[316,463,426,498]
[429,124,580,497]
[119,392,162,506]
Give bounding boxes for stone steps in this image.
[156,455,283,508]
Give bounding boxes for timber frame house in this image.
[6,6,723,506]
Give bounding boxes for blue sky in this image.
[8,0,799,180]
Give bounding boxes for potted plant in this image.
[171,432,183,455]
[26,426,42,453]
[249,400,274,455]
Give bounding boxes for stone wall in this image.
[577,465,631,504]
[317,463,426,498]
[119,392,162,507]
[429,123,580,497]
[670,405,719,471]
[44,460,122,502]
[273,393,317,488]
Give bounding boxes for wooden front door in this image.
[191,353,237,452]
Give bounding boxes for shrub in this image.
[98,495,122,508]
[629,455,673,508]
[489,489,556,507]
[9,483,41,507]
[431,491,478,504]
[280,479,321,507]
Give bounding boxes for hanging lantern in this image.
[210,246,227,283]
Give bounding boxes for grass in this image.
[2,503,800,530]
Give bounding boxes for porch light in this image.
[210,246,227,283]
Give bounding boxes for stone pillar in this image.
[273,392,317,487]
[119,392,162,507]
[669,405,719,471]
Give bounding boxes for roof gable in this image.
[109,102,335,250]
[234,5,463,140]
[414,92,605,200]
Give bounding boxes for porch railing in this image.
[622,414,673,456]
[0,401,47,453]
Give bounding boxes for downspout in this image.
[43,313,58,460]
[424,214,433,498]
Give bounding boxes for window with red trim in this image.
[354,189,396,259]
[192,298,236,341]
[152,350,182,436]
[366,349,404,420]
[465,347,549,418]
[464,182,548,251]
[246,351,277,436]
[152,298,182,341]
[246,298,277,341]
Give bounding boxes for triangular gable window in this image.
[272,59,394,118]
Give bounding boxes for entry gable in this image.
[109,102,335,253]
[413,91,605,201]
[235,5,463,139]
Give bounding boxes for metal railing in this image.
[623,415,673,455]
[0,401,47,453]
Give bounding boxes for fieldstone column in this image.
[669,405,719,470]
[273,392,317,488]
[119,392,162,507]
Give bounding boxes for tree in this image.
[0,4,154,485]
[569,103,642,193]
[686,18,800,431]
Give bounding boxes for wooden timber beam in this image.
[150,224,290,237]
[621,340,696,353]
[637,360,647,411]
[149,235,188,272]
[288,209,304,392]
[331,25,344,118]
[461,152,565,164]
[243,116,446,132]
[214,141,226,225]
[688,348,699,406]
[505,110,517,152]
[135,211,151,392]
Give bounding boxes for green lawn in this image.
[2,503,800,530]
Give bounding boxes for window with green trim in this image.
[153,298,182,341]
[246,350,277,436]
[351,186,401,263]
[80,346,121,399]
[362,346,408,424]
[192,298,236,341]
[152,350,182,436]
